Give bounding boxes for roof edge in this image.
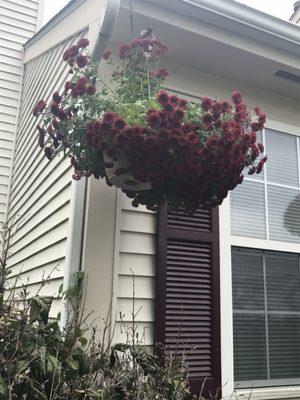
[144,0,300,57]
[24,0,300,56]
[24,0,87,49]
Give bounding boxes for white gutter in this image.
[61,0,120,327]
[145,0,300,57]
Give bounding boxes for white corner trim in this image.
[110,189,122,339]
[61,178,87,327]
[219,197,235,399]
[36,0,46,32]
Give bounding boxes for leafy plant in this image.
[33,33,267,213]
[0,225,199,400]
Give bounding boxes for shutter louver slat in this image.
[167,208,211,232]
[156,205,221,398]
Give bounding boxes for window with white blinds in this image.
[231,129,300,243]
[232,248,300,387]
[230,127,300,388]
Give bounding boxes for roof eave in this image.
[144,0,300,57]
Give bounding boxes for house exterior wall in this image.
[5,0,108,318]
[95,60,300,397]
[6,33,86,317]
[0,0,43,227]
[110,57,300,338]
[8,0,300,397]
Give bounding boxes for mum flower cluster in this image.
[33,34,267,212]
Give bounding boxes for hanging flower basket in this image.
[103,151,152,190]
[33,33,267,213]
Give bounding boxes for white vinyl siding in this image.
[0,0,40,227]
[114,194,156,346]
[6,32,86,317]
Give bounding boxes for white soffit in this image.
[144,0,300,57]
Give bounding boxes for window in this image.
[232,248,300,387]
[230,128,300,388]
[231,129,300,243]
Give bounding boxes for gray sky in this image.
[43,0,296,24]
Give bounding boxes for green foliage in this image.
[0,271,198,400]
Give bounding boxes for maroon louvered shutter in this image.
[155,205,221,398]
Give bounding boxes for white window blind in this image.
[232,248,300,386]
[231,129,300,243]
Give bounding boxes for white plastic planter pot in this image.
[104,153,152,191]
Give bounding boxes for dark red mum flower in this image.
[76,83,87,96]
[87,85,96,95]
[52,91,62,103]
[251,122,260,132]
[203,113,213,126]
[103,112,116,124]
[214,119,222,129]
[68,45,79,58]
[77,77,88,86]
[52,118,59,129]
[116,133,128,146]
[50,102,60,116]
[38,130,45,148]
[248,166,257,175]
[221,100,232,113]
[201,97,214,111]
[164,103,175,113]
[147,113,161,128]
[33,100,46,117]
[206,134,219,150]
[231,90,243,105]
[212,102,223,116]
[258,113,266,124]
[58,110,67,120]
[63,49,70,61]
[76,54,89,68]
[253,106,262,115]
[256,155,268,173]
[257,142,264,153]
[249,132,257,144]
[174,109,184,119]
[114,118,126,130]
[44,146,53,160]
[71,87,78,98]
[178,99,188,109]
[77,38,89,48]
[157,90,169,105]
[64,81,72,94]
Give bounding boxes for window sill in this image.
[234,386,300,400]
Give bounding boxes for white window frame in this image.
[219,119,300,400]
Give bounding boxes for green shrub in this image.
[0,225,196,399]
